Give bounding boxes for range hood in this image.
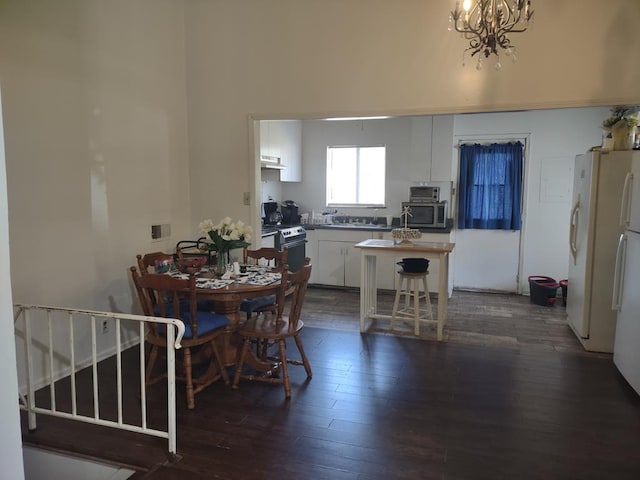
[261,155,285,170]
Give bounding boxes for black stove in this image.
[274,226,307,272]
[277,225,305,242]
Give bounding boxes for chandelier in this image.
[449,0,534,70]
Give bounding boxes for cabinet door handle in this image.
[612,233,627,311]
[620,172,633,228]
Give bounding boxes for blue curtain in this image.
[457,142,523,230]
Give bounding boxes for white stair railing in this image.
[14,304,185,456]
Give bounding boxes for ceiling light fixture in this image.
[449,0,534,71]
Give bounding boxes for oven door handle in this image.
[282,239,307,249]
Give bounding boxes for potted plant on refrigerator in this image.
[602,105,639,151]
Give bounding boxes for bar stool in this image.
[391,270,434,336]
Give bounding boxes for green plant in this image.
[603,105,639,130]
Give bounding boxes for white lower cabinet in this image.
[317,240,348,286]
[310,229,451,289]
[305,230,317,283]
[315,230,372,287]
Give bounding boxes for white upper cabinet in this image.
[260,120,302,182]
[431,115,454,181]
[408,116,433,179]
[278,120,302,182]
[260,120,281,160]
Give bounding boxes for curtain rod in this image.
[455,139,525,149]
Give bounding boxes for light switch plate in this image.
[243,192,250,205]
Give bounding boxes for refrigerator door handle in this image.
[612,233,627,311]
[620,172,633,228]
[569,196,580,265]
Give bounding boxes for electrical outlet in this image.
[243,191,250,205]
[102,320,109,334]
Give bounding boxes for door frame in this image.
[450,133,530,294]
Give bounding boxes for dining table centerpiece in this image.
[198,217,253,275]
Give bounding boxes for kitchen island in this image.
[354,238,455,340]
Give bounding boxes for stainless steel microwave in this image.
[401,201,447,228]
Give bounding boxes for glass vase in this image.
[216,251,227,276]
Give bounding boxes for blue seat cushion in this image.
[179,310,230,338]
[239,294,277,314]
[156,306,230,338]
[153,299,215,315]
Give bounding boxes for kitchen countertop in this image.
[303,218,453,234]
[261,219,453,236]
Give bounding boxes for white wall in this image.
[0,0,192,389]
[282,117,434,217]
[452,107,609,292]
[1,89,26,480]
[260,168,283,203]
[184,1,640,241]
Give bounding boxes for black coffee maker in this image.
[262,202,282,225]
[281,200,300,225]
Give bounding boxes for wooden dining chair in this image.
[239,247,288,319]
[138,251,216,312]
[130,266,230,409]
[232,264,313,398]
[175,237,213,265]
[137,252,175,274]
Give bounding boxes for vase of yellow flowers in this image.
[198,217,253,275]
[603,105,639,151]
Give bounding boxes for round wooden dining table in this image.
[195,274,281,368]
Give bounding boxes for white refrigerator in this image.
[567,150,632,352]
[612,153,640,394]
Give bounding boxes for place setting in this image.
[166,257,281,289]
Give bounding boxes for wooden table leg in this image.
[209,301,242,366]
[436,252,449,341]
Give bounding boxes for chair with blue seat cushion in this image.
[137,252,175,274]
[233,264,313,399]
[130,266,230,409]
[137,252,215,312]
[239,247,288,319]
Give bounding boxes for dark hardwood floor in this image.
[21,289,640,479]
[303,287,602,355]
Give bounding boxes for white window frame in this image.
[326,145,386,208]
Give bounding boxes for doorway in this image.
[452,138,527,293]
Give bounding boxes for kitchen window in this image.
[326,145,385,207]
